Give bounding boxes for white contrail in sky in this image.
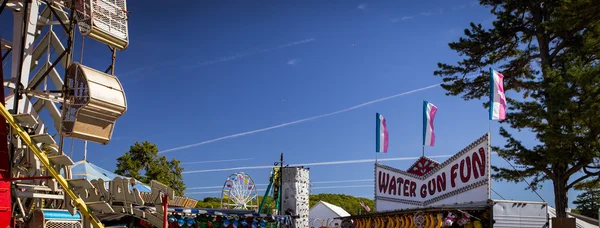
[120,38,316,77]
[181,158,253,165]
[311,185,372,190]
[159,74,478,154]
[189,38,316,69]
[311,179,373,184]
[186,189,268,195]
[187,183,269,190]
[186,179,374,190]
[182,154,453,174]
[185,183,372,195]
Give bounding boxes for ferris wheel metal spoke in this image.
[220,172,258,210]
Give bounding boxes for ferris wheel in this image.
[221,172,259,210]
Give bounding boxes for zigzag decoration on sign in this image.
[407,157,440,176]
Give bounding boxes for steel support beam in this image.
[9,0,39,114]
[0,36,11,228]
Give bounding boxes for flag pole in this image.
[375,112,379,164]
[421,145,425,157]
[488,67,494,151]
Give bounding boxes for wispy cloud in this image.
[189,53,250,68]
[185,184,372,195]
[276,39,316,49]
[185,189,267,195]
[311,185,372,190]
[187,183,269,190]
[390,4,475,24]
[181,158,253,165]
[158,74,478,154]
[189,38,315,69]
[120,60,179,77]
[391,16,414,22]
[311,179,373,185]
[120,38,316,76]
[452,4,467,10]
[182,154,454,174]
[357,3,367,10]
[287,59,299,65]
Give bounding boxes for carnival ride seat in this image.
[30,209,83,228]
[61,62,126,144]
[74,0,129,50]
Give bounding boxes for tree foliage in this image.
[572,180,600,219]
[195,196,278,212]
[195,194,374,216]
[434,0,600,218]
[309,194,374,216]
[115,141,186,196]
[195,197,224,209]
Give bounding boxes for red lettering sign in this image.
[388,175,397,195]
[378,171,388,194]
[450,164,458,188]
[375,134,490,211]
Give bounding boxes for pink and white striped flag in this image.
[376,113,389,153]
[489,68,507,121]
[423,101,438,147]
[359,200,371,212]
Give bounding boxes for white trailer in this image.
[491,200,548,227]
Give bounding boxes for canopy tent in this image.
[310,201,351,227]
[70,160,151,192]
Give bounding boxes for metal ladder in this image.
[0,103,104,228]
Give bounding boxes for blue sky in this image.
[0,0,581,208]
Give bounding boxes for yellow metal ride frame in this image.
[0,103,104,228]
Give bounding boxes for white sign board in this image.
[375,134,490,212]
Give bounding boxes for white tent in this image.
[309,201,351,228]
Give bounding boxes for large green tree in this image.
[572,180,600,219]
[434,0,600,218]
[115,141,186,196]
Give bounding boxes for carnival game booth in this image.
[338,134,549,228]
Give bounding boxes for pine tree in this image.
[572,180,600,219]
[115,141,186,196]
[434,0,600,218]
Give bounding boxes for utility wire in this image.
[497,154,546,202]
[491,188,506,200]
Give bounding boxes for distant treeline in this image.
[195,194,375,215]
